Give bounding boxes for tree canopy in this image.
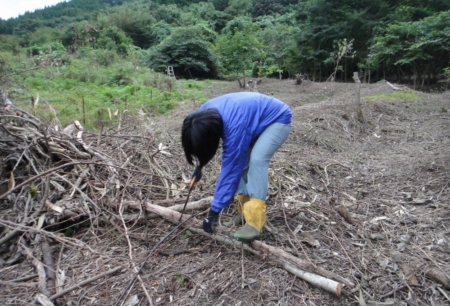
[0,0,449,85]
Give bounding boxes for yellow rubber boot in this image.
[234,194,250,225]
[236,194,250,213]
[232,198,266,242]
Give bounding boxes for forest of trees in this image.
[1,0,449,87]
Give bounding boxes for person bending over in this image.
[181,92,292,242]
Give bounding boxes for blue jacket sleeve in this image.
[210,123,252,212]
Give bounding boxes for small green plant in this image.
[180,230,192,240]
[176,274,187,287]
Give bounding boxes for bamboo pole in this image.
[144,203,352,295]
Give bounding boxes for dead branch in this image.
[72,120,117,173]
[0,161,81,200]
[35,293,54,306]
[425,268,450,290]
[144,203,349,295]
[251,239,354,287]
[49,266,124,301]
[386,81,401,90]
[118,193,154,306]
[41,239,56,296]
[0,280,38,288]
[0,219,97,253]
[117,196,213,220]
[337,205,357,225]
[0,194,33,247]
[120,197,354,288]
[20,238,51,297]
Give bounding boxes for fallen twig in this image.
[41,239,56,296]
[20,238,51,297]
[145,203,350,295]
[113,212,199,306]
[0,280,38,288]
[49,265,124,301]
[118,189,153,306]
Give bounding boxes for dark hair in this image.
[182,108,223,167]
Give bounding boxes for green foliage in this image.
[251,0,285,17]
[98,9,157,49]
[145,25,219,78]
[211,0,229,11]
[60,22,101,50]
[1,0,450,87]
[28,42,66,56]
[221,15,253,34]
[181,230,192,240]
[92,49,120,66]
[224,0,252,16]
[369,10,450,83]
[388,0,450,22]
[97,25,132,55]
[28,27,61,46]
[215,22,263,79]
[255,22,296,77]
[0,35,21,52]
[153,4,182,25]
[148,21,173,46]
[27,42,69,67]
[292,0,392,80]
[1,48,210,130]
[176,274,187,287]
[108,67,133,86]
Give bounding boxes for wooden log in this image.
[386,81,401,90]
[144,203,352,295]
[251,239,354,287]
[117,196,213,220]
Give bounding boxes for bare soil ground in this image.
[1,79,449,306]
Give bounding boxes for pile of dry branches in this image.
[0,104,197,304]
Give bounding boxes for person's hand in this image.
[203,209,219,233]
[191,166,202,185]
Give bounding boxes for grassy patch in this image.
[5,50,211,130]
[364,91,421,102]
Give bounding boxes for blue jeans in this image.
[236,122,292,200]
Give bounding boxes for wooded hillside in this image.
[1,0,450,87]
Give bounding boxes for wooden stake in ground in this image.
[353,71,365,124]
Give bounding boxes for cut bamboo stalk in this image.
[118,196,213,220]
[144,203,351,295]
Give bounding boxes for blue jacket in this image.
[200,92,292,212]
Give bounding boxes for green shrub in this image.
[93,49,119,66]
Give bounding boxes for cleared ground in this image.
[1,79,449,305]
